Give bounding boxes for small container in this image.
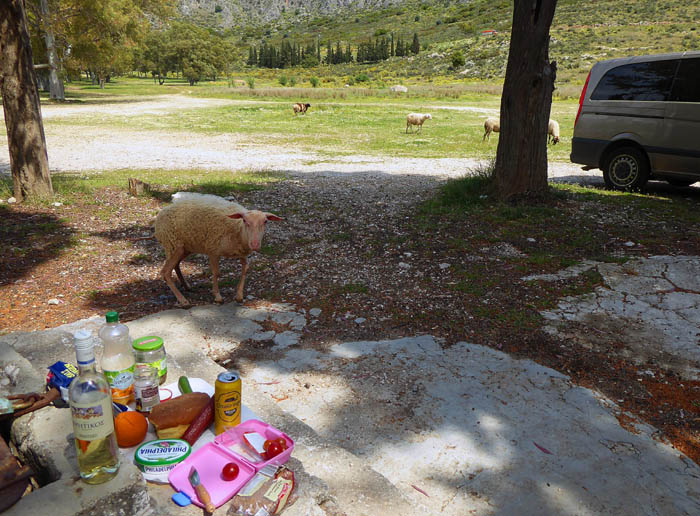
[134,439,191,482]
[134,364,160,413]
[132,336,167,385]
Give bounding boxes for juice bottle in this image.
[99,311,135,404]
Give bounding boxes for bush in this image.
[451,50,466,69]
[355,72,369,83]
[436,20,442,25]
[214,5,222,13]
[246,77,255,89]
[309,76,319,88]
[279,75,288,86]
[301,55,320,68]
[289,76,297,87]
[374,28,388,37]
[415,15,420,21]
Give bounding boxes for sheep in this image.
[154,192,283,306]
[483,117,500,141]
[406,113,432,133]
[548,119,560,145]
[293,102,311,115]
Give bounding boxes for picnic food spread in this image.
[42,311,299,514]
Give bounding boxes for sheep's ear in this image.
[229,213,244,220]
[265,213,284,222]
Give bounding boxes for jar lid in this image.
[105,311,119,323]
[132,336,164,351]
[134,439,191,467]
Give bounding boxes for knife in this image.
[188,466,216,513]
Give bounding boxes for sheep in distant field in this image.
[406,113,432,133]
[483,117,500,141]
[548,119,560,144]
[154,192,283,306]
[293,102,311,115]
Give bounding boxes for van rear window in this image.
[591,60,679,101]
[670,57,700,102]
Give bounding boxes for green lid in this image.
[134,439,191,468]
[132,336,164,351]
[105,311,119,323]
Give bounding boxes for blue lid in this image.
[172,491,191,507]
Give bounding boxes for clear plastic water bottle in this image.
[98,311,135,405]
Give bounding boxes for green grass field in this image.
[36,77,578,162]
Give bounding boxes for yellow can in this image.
[214,371,242,435]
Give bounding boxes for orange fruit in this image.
[114,411,148,448]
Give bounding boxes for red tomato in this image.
[263,439,274,451]
[222,462,239,481]
[266,441,283,459]
[275,437,287,449]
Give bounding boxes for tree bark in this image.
[0,0,53,201]
[39,0,65,101]
[493,0,558,201]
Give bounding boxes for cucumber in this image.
[178,376,192,394]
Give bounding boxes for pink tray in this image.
[169,419,294,509]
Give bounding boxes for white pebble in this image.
[439,263,450,270]
[354,317,367,324]
[48,298,60,305]
[403,252,412,257]
[399,262,410,269]
[309,308,322,317]
[8,197,17,204]
[624,241,635,247]
[526,237,536,243]
[53,202,63,207]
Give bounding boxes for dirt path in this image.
[0,95,601,185]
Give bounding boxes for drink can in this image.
[214,371,242,435]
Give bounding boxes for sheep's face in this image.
[552,136,559,145]
[229,210,284,251]
[426,114,432,120]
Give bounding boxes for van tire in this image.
[603,146,650,191]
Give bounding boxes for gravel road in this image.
[0,95,604,186]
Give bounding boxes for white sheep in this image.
[406,113,432,133]
[548,119,560,145]
[483,117,500,141]
[154,192,283,306]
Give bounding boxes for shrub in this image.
[355,72,369,82]
[289,76,297,87]
[214,5,222,13]
[415,15,420,21]
[279,75,288,86]
[246,77,255,89]
[436,20,442,25]
[309,76,319,87]
[301,55,320,68]
[451,50,466,69]
[374,28,388,37]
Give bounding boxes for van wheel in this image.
[603,147,650,191]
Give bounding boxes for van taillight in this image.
[575,71,591,128]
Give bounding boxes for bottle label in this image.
[104,366,135,400]
[142,357,167,378]
[70,397,115,441]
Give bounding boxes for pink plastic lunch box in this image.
[168,419,294,509]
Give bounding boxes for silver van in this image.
[570,51,700,190]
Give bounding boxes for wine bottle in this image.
[69,329,120,484]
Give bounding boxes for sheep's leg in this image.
[417,124,422,133]
[161,247,190,306]
[483,130,488,142]
[235,257,248,303]
[209,255,223,304]
[174,259,189,290]
[406,122,410,133]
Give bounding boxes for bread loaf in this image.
[149,392,210,439]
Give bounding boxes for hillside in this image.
[181,0,700,87]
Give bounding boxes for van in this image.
[570,51,700,190]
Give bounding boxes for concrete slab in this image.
[535,256,700,379]
[238,335,700,515]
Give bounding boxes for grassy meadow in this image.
[32,76,578,163]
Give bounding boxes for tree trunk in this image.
[39,0,64,101]
[493,0,558,202]
[0,0,53,201]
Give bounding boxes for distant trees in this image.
[247,31,421,69]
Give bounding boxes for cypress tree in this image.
[411,32,420,55]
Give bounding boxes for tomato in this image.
[275,437,287,449]
[266,441,283,459]
[222,462,239,481]
[263,439,274,451]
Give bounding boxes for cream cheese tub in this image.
[134,439,191,483]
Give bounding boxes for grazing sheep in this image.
[293,102,311,115]
[406,113,432,133]
[548,119,560,145]
[483,117,500,141]
[154,192,283,306]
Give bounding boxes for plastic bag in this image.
[227,466,296,516]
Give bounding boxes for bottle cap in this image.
[73,330,93,349]
[105,311,119,323]
[132,336,163,351]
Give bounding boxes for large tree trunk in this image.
[0,0,53,201]
[39,0,65,101]
[493,0,558,201]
